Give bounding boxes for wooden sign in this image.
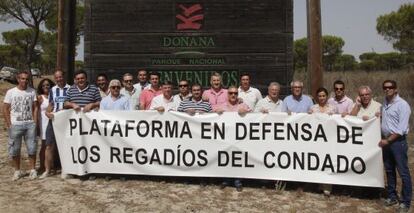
[84,0,293,92]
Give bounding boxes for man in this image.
[214,86,250,192]
[327,80,354,115]
[202,72,228,109]
[149,81,180,112]
[96,73,109,97]
[178,83,212,114]
[40,70,71,179]
[139,71,162,110]
[255,82,283,113]
[133,69,151,92]
[378,80,412,212]
[281,80,313,113]
[350,85,381,120]
[3,70,38,180]
[238,72,262,109]
[64,70,101,112]
[120,73,140,110]
[100,79,130,110]
[173,80,191,105]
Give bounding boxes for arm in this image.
[45,102,54,119]
[83,101,100,112]
[3,103,11,129]
[32,101,39,127]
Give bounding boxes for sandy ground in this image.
[0,80,412,213]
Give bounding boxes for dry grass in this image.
[294,69,414,132]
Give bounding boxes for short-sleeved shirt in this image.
[99,88,110,98]
[214,102,251,112]
[310,104,337,114]
[4,87,37,125]
[100,94,130,110]
[281,94,314,113]
[356,100,381,119]
[133,82,151,94]
[238,86,262,110]
[49,84,70,112]
[381,95,411,137]
[66,84,101,107]
[173,93,192,106]
[120,87,140,110]
[202,88,228,108]
[139,87,162,110]
[254,96,283,112]
[149,94,179,111]
[328,96,354,114]
[178,97,212,113]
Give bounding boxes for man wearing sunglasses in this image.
[100,79,130,110]
[173,80,192,105]
[120,73,140,110]
[327,80,353,115]
[378,80,411,212]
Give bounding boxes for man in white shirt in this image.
[255,82,283,113]
[350,85,381,120]
[133,69,151,92]
[173,80,191,105]
[120,73,140,110]
[238,72,262,109]
[3,71,38,181]
[150,81,180,112]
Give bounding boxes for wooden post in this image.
[307,0,323,97]
[61,0,76,84]
[56,0,64,71]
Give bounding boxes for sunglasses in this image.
[383,86,395,90]
[228,92,238,95]
[179,84,188,87]
[334,87,344,91]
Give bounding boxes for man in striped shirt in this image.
[64,70,101,112]
[178,83,212,115]
[40,70,71,179]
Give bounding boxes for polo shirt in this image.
[254,96,283,112]
[238,86,262,109]
[202,88,228,108]
[328,95,354,114]
[66,84,101,107]
[149,94,179,111]
[100,94,130,110]
[281,94,314,113]
[178,97,212,113]
[139,87,162,110]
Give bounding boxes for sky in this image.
[0,0,412,61]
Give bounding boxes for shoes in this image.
[234,179,243,192]
[12,170,24,181]
[39,171,51,179]
[29,169,38,180]
[384,198,398,206]
[398,203,410,213]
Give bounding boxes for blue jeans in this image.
[8,122,37,156]
[382,137,412,207]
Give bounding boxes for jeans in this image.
[8,122,37,156]
[382,136,412,207]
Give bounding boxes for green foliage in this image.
[293,35,345,71]
[2,29,41,68]
[377,3,414,54]
[334,54,357,71]
[358,52,407,71]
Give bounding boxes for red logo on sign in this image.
[176,4,204,30]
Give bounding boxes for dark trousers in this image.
[382,137,412,207]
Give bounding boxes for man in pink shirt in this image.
[139,71,162,110]
[202,72,228,108]
[327,80,354,115]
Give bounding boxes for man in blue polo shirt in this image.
[281,80,313,113]
[64,70,101,112]
[378,80,412,213]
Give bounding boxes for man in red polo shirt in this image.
[139,71,162,110]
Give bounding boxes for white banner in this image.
[53,110,384,187]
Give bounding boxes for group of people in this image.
[3,68,412,212]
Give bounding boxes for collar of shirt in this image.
[190,97,203,104]
[292,94,303,102]
[384,94,401,107]
[266,96,281,104]
[124,87,136,95]
[162,94,174,103]
[76,84,90,93]
[238,86,252,93]
[334,95,350,103]
[110,94,124,100]
[208,88,225,95]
